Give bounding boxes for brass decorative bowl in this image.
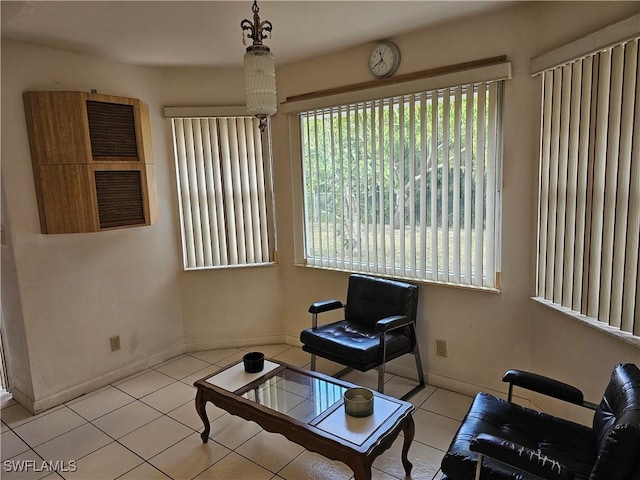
[344,387,374,417]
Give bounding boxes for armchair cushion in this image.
[344,274,418,328]
[441,364,640,480]
[441,392,596,479]
[470,433,574,480]
[300,319,412,370]
[591,363,640,477]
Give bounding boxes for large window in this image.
[170,115,275,270]
[535,32,639,335]
[297,80,504,289]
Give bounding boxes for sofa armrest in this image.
[308,300,343,314]
[375,315,411,333]
[502,369,588,406]
[470,433,574,480]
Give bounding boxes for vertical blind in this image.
[536,37,639,334]
[300,81,503,289]
[171,117,273,269]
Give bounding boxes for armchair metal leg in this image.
[377,334,388,394]
[413,341,425,387]
[475,453,484,480]
[378,365,386,394]
[310,354,316,371]
[398,327,426,401]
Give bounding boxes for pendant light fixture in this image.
[241,0,276,132]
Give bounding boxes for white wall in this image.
[151,67,285,351]
[0,43,186,412]
[1,43,286,412]
[275,2,539,397]
[526,2,640,424]
[2,1,638,415]
[1,188,34,401]
[274,1,640,400]
[531,301,640,425]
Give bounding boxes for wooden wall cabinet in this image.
[23,91,158,234]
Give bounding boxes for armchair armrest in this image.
[502,369,592,407]
[470,433,574,480]
[375,315,411,333]
[308,300,344,329]
[308,300,343,314]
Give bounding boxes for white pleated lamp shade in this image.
[244,48,277,117]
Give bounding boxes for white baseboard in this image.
[15,334,531,415]
[382,359,419,381]
[427,372,499,398]
[427,372,531,406]
[30,343,185,414]
[284,334,303,347]
[285,335,523,403]
[184,334,286,352]
[9,387,35,414]
[19,336,288,414]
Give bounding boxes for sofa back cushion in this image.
[591,363,640,479]
[345,274,418,328]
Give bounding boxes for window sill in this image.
[532,296,640,348]
[184,261,278,272]
[295,263,501,294]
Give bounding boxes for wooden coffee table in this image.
[194,358,415,480]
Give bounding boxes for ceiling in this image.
[1,1,514,68]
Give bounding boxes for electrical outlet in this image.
[436,339,448,357]
[110,335,121,352]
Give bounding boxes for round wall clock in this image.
[368,41,401,79]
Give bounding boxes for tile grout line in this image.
[93,360,253,480]
[5,376,203,476]
[3,347,462,480]
[2,349,244,479]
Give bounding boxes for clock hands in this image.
[373,48,391,72]
[373,51,386,69]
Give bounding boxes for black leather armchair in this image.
[441,363,640,479]
[299,274,425,400]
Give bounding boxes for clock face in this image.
[369,42,400,78]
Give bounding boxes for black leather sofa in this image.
[441,363,640,479]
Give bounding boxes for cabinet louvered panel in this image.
[24,91,157,233]
[86,101,138,159]
[94,170,145,228]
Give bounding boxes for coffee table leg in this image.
[195,390,210,443]
[351,458,372,480]
[401,415,415,475]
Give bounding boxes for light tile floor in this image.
[1,345,472,480]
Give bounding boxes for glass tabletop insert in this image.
[240,367,348,423]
